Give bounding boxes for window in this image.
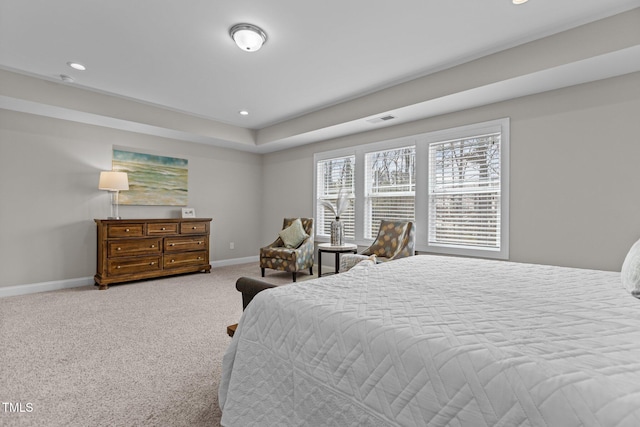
[421,118,509,259]
[428,133,501,250]
[316,155,355,240]
[365,146,416,239]
[313,118,509,260]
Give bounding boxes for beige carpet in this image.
[0,263,316,427]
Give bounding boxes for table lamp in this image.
[98,171,129,219]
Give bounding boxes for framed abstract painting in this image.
[112,149,188,206]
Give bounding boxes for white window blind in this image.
[314,118,508,257]
[428,133,501,250]
[316,155,355,240]
[364,146,415,239]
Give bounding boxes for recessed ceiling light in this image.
[512,0,528,4]
[67,62,86,71]
[239,110,249,116]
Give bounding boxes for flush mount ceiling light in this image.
[239,110,249,116]
[229,23,267,52]
[512,0,529,4]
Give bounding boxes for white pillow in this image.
[278,218,308,249]
[621,238,640,298]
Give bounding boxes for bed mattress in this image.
[219,255,640,426]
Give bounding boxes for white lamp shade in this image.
[99,171,129,191]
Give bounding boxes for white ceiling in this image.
[1,0,639,152]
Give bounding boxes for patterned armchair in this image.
[340,220,415,272]
[260,218,314,282]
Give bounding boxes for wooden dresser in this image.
[94,218,212,289]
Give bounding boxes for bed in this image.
[219,255,640,426]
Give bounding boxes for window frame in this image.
[313,136,419,245]
[313,118,509,260]
[315,154,356,240]
[415,118,509,259]
[364,145,416,239]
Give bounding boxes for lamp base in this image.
[108,191,122,220]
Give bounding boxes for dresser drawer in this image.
[108,256,162,276]
[108,224,144,238]
[164,236,208,252]
[147,223,179,235]
[95,218,211,289]
[108,238,162,257]
[180,222,209,234]
[164,251,208,269]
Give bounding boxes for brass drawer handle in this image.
[161,227,166,231]
[192,226,197,230]
[125,228,130,232]
[116,261,158,269]
[117,247,121,251]
[151,245,155,248]
[169,241,198,246]
[171,259,175,263]
[198,257,202,260]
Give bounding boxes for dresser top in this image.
[95,218,212,224]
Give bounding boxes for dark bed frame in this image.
[235,277,280,310]
[227,277,281,337]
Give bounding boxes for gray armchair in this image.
[340,220,415,272]
[260,218,314,282]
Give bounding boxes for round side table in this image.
[317,243,358,277]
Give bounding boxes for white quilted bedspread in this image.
[219,255,640,426]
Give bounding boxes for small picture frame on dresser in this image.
[181,207,196,218]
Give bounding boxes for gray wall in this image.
[261,72,640,272]
[0,110,263,289]
[1,72,639,292]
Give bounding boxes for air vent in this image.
[366,114,396,124]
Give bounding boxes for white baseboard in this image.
[0,276,95,298]
[1,256,261,298]
[211,256,259,268]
